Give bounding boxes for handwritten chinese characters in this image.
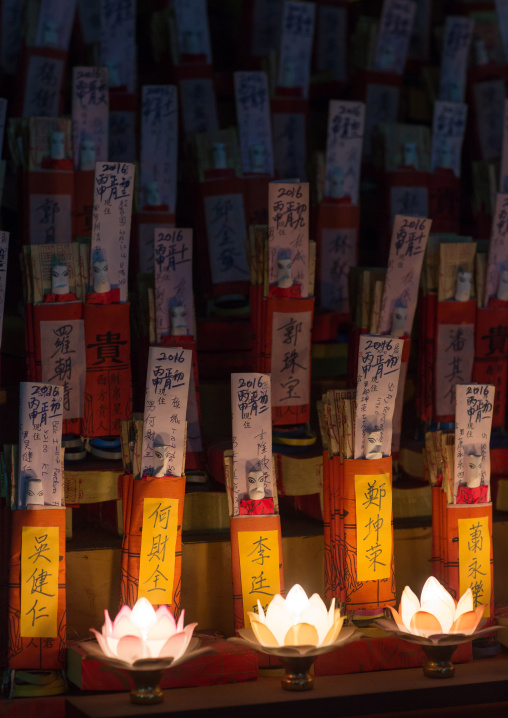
[373,0,416,74]
[355,472,392,581]
[431,101,467,177]
[268,181,309,295]
[234,72,274,176]
[474,80,505,162]
[23,56,64,117]
[271,311,312,408]
[40,320,86,423]
[154,228,193,342]
[179,78,218,139]
[203,193,249,285]
[72,67,108,170]
[435,324,475,417]
[0,231,8,349]
[272,111,307,181]
[320,228,357,314]
[90,161,134,302]
[325,101,365,203]
[173,0,212,62]
[18,382,63,508]
[238,530,281,628]
[138,498,179,604]
[100,0,136,93]
[231,373,273,517]
[454,384,493,503]
[458,516,491,617]
[484,193,508,306]
[20,526,59,638]
[354,335,403,459]
[141,346,191,477]
[439,16,474,103]
[141,86,178,213]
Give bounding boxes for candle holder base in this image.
[421,644,456,679]
[279,656,315,691]
[129,669,164,705]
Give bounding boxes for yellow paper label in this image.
[355,473,392,581]
[20,526,59,638]
[138,498,179,604]
[458,516,491,618]
[238,529,280,628]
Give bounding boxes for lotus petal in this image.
[388,606,407,632]
[328,598,336,626]
[155,605,176,626]
[103,610,113,637]
[300,596,329,645]
[284,622,319,647]
[90,628,115,658]
[263,601,294,645]
[474,605,486,624]
[111,615,142,639]
[116,635,145,663]
[455,588,473,620]
[449,610,480,635]
[130,597,157,634]
[409,610,443,637]
[256,600,266,623]
[147,615,176,641]
[419,596,454,633]
[158,631,190,661]
[112,605,132,627]
[285,585,310,616]
[421,577,455,617]
[176,610,185,633]
[400,585,420,631]
[250,619,279,647]
[322,617,344,646]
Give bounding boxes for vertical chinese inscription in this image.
[41,320,86,422]
[355,473,392,581]
[154,228,193,342]
[238,529,280,628]
[458,516,491,617]
[20,526,59,637]
[435,324,475,416]
[271,311,312,407]
[138,498,179,604]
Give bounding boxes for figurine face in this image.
[26,477,44,506]
[455,270,472,302]
[93,260,111,294]
[497,269,508,301]
[249,143,265,173]
[391,305,408,337]
[105,60,121,88]
[247,469,265,500]
[329,166,344,198]
[51,263,69,294]
[42,19,58,46]
[153,445,173,478]
[281,58,299,87]
[277,256,292,289]
[50,131,66,160]
[465,454,482,488]
[145,180,161,207]
[212,142,227,170]
[365,429,382,460]
[170,305,187,335]
[80,139,96,170]
[403,142,418,169]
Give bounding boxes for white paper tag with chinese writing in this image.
[204,194,250,285]
[389,186,428,229]
[234,72,274,176]
[0,231,8,349]
[316,4,347,82]
[231,373,273,516]
[319,227,356,314]
[154,228,193,342]
[100,0,136,93]
[454,384,494,502]
[378,215,431,336]
[439,16,474,103]
[277,1,315,98]
[139,219,175,275]
[251,0,284,58]
[173,0,212,62]
[41,319,86,421]
[29,194,72,245]
[72,67,109,170]
[1,0,23,74]
[90,161,134,302]
[141,86,178,213]
[435,324,475,417]
[18,382,63,508]
[35,0,77,51]
[268,181,309,296]
[141,346,192,477]
[271,311,312,406]
[272,111,307,181]
[373,0,416,74]
[354,335,403,459]
[23,56,64,118]
[473,79,505,162]
[325,101,365,203]
[109,111,136,162]
[431,101,467,177]
[179,78,219,139]
[484,193,508,306]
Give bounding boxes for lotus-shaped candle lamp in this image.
[82,597,213,704]
[230,584,357,691]
[376,577,500,678]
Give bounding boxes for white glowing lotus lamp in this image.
[376,577,500,678]
[83,597,213,705]
[230,584,357,691]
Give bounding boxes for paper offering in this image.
[23,56,64,118]
[234,72,274,176]
[373,0,416,74]
[354,335,403,460]
[320,227,356,314]
[431,101,467,178]
[268,181,309,296]
[271,310,312,407]
[179,78,219,139]
[231,373,273,517]
[141,346,192,478]
[90,161,135,302]
[72,67,109,170]
[324,101,365,204]
[154,228,193,342]
[173,0,212,61]
[100,0,136,92]
[277,0,315,98]
[473,79,505,162]
[204,194,249,285]
[378,215,431,336]
[500,100,508,192]
[454,383,493,504]
[272,112,307,181]
[140,86,178,213]
[0,232,9,349]
[316,4,347,83]
[439,16,474,103]
[18,382,63,509]
[40,319,86,422]
[435,324,475,417]
[484,194,508,306]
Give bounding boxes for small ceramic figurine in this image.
[212,142,228,170]
[42,19,59,46]
[249,143,266,173]
[497,268,508,301]
[79,132,96,170]
[182,29,201,55]
[170,300,188,336]
[280,58,299,88]
[51,130,66,161]
[239,466,274,515]
[247,469,265,500]
[52,262,70,295]
[153,445,174,478]
[276,249,293,289]
[105,60,121,88]
[364,428,382,460]
[435,137,454,171]
[92,249,111,294]
[26,475,44,508]
[390,301,408,338]
[145,180,161,207]
[456,453,488,504]
[455,269,472,302]
[403,142,419,169]
[329,166,344,199]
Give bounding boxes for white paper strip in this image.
[271,310,312,407]
[373,0,416,74]
[154,228,193,342]
[0,231,8,349]
[35,0,77,51]
[272,111,307,181]
[234,72,274,176]
[439,16,474,103]
[100,0,136,93]
[179,78,219,139]
[484,193,508,307]
[141,86,178,213]
[320,227,356,314]
[41,319,86,423]
[277,0,315,98]
[23,56,64,118]
[431,101,467,177]
[203,194,250,284]
[268,181,309,296]
[435,323,475,417]
[316,4,347,82]
[324,100,365,203]
[173,0,212,62]
[72,67,109,170]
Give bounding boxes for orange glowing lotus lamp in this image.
[230,584,357,691]
[82,597,213,704]
[376,577,500,678]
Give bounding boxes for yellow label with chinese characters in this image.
[355,473,392,581]
[238,530,280,628]
[20,526,59,638]
[458,516,491,618]
[138,498,179,604]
